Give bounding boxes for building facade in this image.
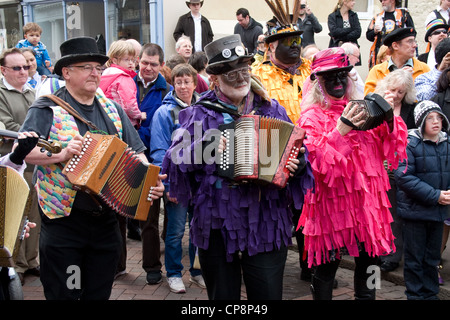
[0,0,437,79]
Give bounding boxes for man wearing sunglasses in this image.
[0,47,38,286]
[418,19,450,69]
[0,48,35,133]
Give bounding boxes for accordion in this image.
[63,133,160,221]
[217,115,305,188]
[347,93,393,131]
[0,166,30,267]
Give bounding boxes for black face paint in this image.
[274,36,301,65]
[320,71,349,98]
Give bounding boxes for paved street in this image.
[20,209,450,301]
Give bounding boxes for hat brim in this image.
[265,30,303,43]
[186,1,203,8]
[315,65,353,76]
[54,53,109,76]
[206,55,254,75]
[425,24,450,42]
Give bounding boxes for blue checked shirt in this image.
[415,67,442,101]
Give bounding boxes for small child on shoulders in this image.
[16,22,53,76]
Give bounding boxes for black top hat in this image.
[424,19,450,42]
[54,37,109,76]
[382,27,417,47]
[205,34,254,75]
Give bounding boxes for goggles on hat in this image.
[280,36,302,47]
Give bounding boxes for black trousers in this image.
[312,249,378,300]
[39,207,121,300]
[198,229,288,300]
[139,198,162,273]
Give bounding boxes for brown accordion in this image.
[63,133,160,221]
[217,115,306,188]
[0,166,30,267]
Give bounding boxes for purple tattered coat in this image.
[162,90,314,259]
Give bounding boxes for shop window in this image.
[32,2,64,61]
[107,0,150,44]
[0,4,23,54]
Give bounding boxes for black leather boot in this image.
[311,275,335,300]
[354,277,376,300]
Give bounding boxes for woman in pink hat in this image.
[296,47,408,300]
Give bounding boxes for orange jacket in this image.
[364,58,430,96]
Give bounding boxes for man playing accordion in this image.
[162,34,314,300]
[18,37,165,300]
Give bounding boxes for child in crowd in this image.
[395,100,450,300]
[16,22,53,76]
[99,40,146,128]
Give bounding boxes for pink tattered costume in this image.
[296,48,408,268]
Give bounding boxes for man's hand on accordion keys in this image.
[147,173,167,203]
[61,134,84,162]
[287,146,307,177]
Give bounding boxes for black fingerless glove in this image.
[9,135,39,165]
[292,149,307,177]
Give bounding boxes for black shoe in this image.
[146,271,162,285]
[380,261,399,272]
[25,266,40,277]
[127,228,141,241]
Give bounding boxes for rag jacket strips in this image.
[162,90,314,261]
[297,98,408,267]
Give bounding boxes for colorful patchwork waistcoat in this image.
[36,92,123,219]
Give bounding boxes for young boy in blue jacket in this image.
[16,23,53,76]
[395,100,450,300]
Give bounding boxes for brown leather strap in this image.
[43,94,101,131]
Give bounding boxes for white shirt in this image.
[425,6,450,26]
[427,49,437,70]
[2,77,33,93]
[192,13,203,52]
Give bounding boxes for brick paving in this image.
[21,226,410,301]
[22,208,450,301]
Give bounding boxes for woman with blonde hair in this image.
[99,40,146,128]
[327,0,362,67]
[374,68,417,128]
[374,68,417,274]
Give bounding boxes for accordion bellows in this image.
[217,115,305,188]
[63,133,160,220]
[0,166,30,267]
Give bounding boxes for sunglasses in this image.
[320,71,349,81]
[431,29,449,36]
[3,65,31,71]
